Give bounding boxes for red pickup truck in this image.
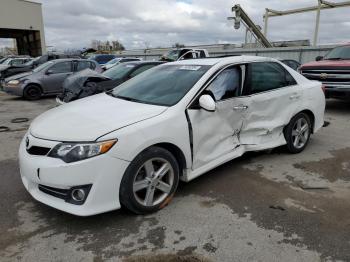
[299,44,350,99]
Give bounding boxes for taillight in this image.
[321,84,326,93]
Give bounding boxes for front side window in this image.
[247,62,296,95]
[112,64,210,106]
[207,67,241,101]
[49,62,72,74]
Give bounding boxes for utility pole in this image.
[313,0,322,46]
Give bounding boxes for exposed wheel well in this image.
[152,143,187,177]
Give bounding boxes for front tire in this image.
[120,147,179,214]
[284,113,311,154]
[23,85,42,100]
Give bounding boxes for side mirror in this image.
[46,69,53,75]
[199,95,216,112]
[315,56,323,61]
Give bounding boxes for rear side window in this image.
[49,62,72,74]
[199,50,206,58]
[246,62,297,95]
[77,61,93,71]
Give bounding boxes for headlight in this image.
[48,139,117,163]
[7,80,20,85]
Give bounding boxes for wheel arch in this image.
[24,82,43,94]
[150,142,187,177]
[296,109,315,133]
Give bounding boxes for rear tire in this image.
[120,146,179,214]
[284,113,311,154]
[23,85,42,100]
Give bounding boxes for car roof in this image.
[171,55,273,66]
[50,58,91,63]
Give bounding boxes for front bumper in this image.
[324,86,350,99]
[3,83,24,96]
[19,133,130,216]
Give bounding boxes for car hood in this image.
[0,65,10,71]
[5,71,33,81]
[30,93,168,142]
[301,59,350,70]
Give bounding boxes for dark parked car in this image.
[88,54,117,65]
[57,61,164,103]
[3,59,101,100]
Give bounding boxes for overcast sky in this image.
[1,0,350,50]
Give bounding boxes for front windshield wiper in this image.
[115,95,145,103]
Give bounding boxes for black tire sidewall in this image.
[120,146,179,214]
[285,113,311,154]
[24,85,42,100]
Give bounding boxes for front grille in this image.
[301,69,350,83]
[27,146,51,156]
[38,184,70,200]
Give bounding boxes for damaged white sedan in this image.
[19,56,325,216]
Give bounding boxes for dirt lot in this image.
[0,92,349,262]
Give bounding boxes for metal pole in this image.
[313,0,321,46]
[263,9,269,36]
[245,28,249,45]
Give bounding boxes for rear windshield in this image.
[111,64,210,106]
[102,63,136,80]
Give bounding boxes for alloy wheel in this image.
[292,118,310,149]
[133,158,174,207]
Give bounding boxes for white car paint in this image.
[19,56,325,216]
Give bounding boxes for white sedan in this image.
[19,56,325,216]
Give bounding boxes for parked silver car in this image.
[3,59,101,100]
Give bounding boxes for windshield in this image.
[103,63,136,80]
[111,64,210,106]
[33,61,53,73]
[163,50,180,61]
[25,57,39,66]
[324,46,350,60]
[105,58,121,65]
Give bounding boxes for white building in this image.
[0,0,46,56]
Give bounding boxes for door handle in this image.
[233,105,248,111]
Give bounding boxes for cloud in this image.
[32,0,350,50]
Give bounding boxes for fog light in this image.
[71,189,86,202]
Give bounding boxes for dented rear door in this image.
[239,61,301,149]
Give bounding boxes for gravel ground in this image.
[0,92,349,262]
